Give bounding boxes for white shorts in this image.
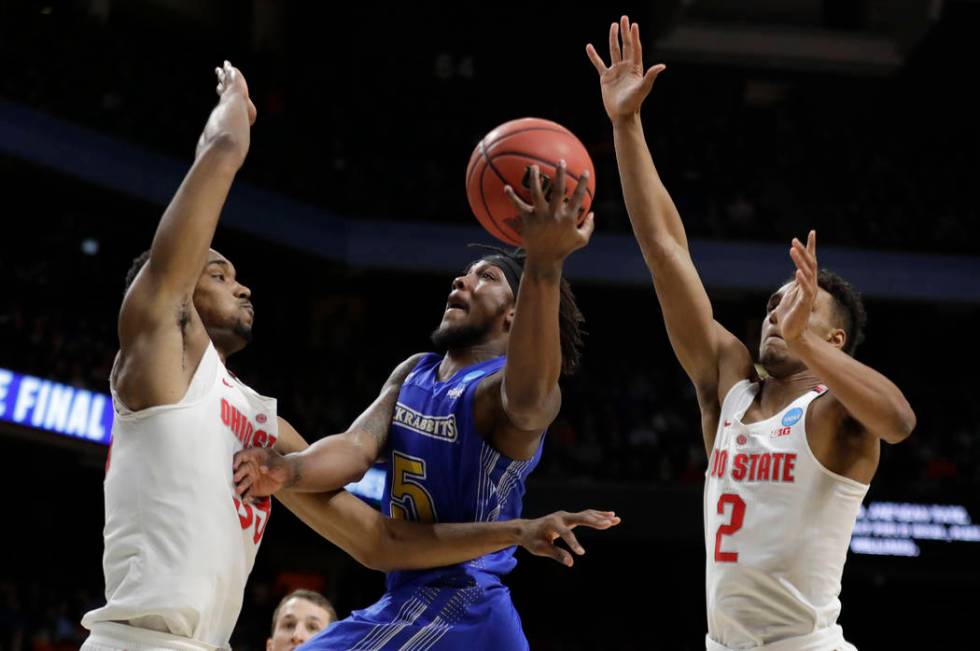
[706,624,858,651]
[81,622,221,651]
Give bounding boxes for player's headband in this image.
[467,253,524,296]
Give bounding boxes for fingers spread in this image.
[558,527,585,556]
[529,165,548,211]
[550,160,568,213]
[569,170,591,214]
[578,212,596,242]
[621,16,633,62]
[504,185,533,213]
[609,22,622,64]
[632,22,643,65]
[585,44,608,75]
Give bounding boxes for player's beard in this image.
[430,319,492,353]
[233,318,253,344]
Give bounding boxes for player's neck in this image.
[760,370,820,409]
[439,342,504,381]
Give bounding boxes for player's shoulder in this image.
[386,352,432,386]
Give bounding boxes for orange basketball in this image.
[465,117,596,247]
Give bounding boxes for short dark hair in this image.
[124,249,151,293]
[270,589,337,636]
[468,244,586,376]
[817,269,867,356]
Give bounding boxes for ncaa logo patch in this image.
[461,370,486,383]
[782,407,803,427]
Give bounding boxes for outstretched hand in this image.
[215,60,257,125]
[778,230,819,344]
[586,15,666,124]
[518,509,621,567]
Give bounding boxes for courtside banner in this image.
[0,367,112,445]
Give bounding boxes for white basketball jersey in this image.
[704,380,867,650]
[81,343,278,650]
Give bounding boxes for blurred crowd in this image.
[1,3,977,254]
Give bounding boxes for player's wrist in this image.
[610,111,641,130]
[510,519,531,546]
[522,257,564,282]
[786,329,818,355]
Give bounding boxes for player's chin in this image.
[233,320,254,344]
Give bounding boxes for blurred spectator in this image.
[265,590,337,651]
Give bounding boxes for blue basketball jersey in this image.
[383,353,543,590]
[301,353,543,651]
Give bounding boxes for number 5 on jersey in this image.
[390,451,437,523]
[715,493,746,562]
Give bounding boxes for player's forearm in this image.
[282,433,375,492]
[275,489,524,572]
[148,94,250,291]
[790,331,916,443]
[612,114,690,260]
[501,261,562,427]
[375,517,525,572]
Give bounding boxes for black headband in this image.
[468,254,524,295]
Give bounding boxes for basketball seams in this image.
[466,119,595,247]
[477,156,517,245]
[488,151,595,201]
[482,125,571,150]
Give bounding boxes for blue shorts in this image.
[298,572,528,651]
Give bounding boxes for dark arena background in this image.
[2,1,979,649]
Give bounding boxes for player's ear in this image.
[504,306,516,332]
[827,327,846,351]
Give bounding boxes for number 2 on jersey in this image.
[390,451,437,522]
[714,493,746,562]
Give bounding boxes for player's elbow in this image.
[501,386,560,432]
[353,542,389,572]
[884,403,917,444]
[344,436,380,483]
[359,523,406,573]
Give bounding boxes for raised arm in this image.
[115,61,257,410]
[487,163,593,460]
[778,232,916,444]
[586,17,753,407]
[233,355,425,497]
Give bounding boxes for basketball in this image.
[465,117,596,247]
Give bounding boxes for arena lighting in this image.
[0,366,386,502]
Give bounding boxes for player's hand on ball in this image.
[518,510,620,567]
[215,59,257,125]
[586,15,666,124]
[232,446,291,499]
[504,161,594,264]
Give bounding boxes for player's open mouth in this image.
[445,296,469,313]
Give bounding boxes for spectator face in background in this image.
[266,591,336,651]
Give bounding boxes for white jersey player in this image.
[80,60,619,651]
[586,16,916,650]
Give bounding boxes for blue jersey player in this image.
[235,162,604,649]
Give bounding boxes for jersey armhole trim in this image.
[801,391,871,491]
[110,342,218,421]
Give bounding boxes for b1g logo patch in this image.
[782,407,803,427]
